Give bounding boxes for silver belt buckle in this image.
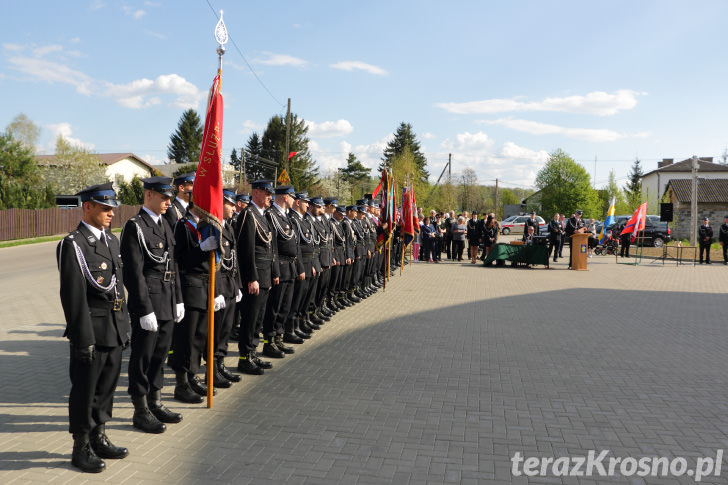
[113,299,123,312]
[163,271,174,282]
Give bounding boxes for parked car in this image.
[595,215,671,247]
[500,215,547,235]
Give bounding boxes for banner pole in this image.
[206,251,215,408]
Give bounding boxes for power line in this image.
[205,1,285,109]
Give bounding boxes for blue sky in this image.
[2,0,728,189]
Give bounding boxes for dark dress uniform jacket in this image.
[57,223,131,348]
[304,212,323,273]
[121,209,183,321]
[236,204,278,289]
[351,218,367,259]
[719,223,728,244]
[313,216,333,267]
[217,220,243,298]
[174,216,220,310]
[289,210,316,278]
[163,198,187,231]
[340,218,356,261]
[330,216,347,264]
[548,219,562,244]
[268,206,304,281]
[699,224,714,243]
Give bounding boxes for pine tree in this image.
[624,158,643,209]
[243,132,270,182]
[379,122,429,182]
[340,153,370,183]
[260,114,319,190]
[167,109,203,164]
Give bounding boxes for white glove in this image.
[235,289,242,303]
[200,236,218,251]
[175,303,185,323]
[140,312,158,332]
[214,294,226,312]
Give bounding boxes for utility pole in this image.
[448,153,452,182]
[240,147,245,190]
[594,155,597,188]
[284,98,292,174]
[495,178,499,218]
[690,155,699,246]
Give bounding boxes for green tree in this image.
[117,176,144,205]
[167,109,203,164]
[261,114,319,190]
[458,168,480,212]
[6,113,40,152]
[172,162,198,178]
[535,148,599,218]
[41,136,108,194]
[624,158,643,209]
[0,131,54,209]
[230,148,241,172]
[340,153,370,184]
[243,132,271,182]
[379,122,429,183]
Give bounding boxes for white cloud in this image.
[306,119,353,138]
[90,1,106,11]
[6,55,95,95]
[141,153,167,165]
[482,118,624,142]
[242,120,264,133]
[254,52,308,67]
[32,44,63,57]
[46,123,95,151]
[104,73,203,109]
[437,89,646,116]
[330,61,387,76]
[422,132,437,140]
[122,5,146,19]
[436,131,547,186]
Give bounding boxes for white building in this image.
[36,152,156,186]
[641,157,728,209]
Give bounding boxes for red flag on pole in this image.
[620,202,647,241]
[288,151,298,160]
[192,73,224,232]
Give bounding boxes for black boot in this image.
[316,307,331,322]
[189,374,216,396]
[173,371,203,404]
[348,290,362,303]
[89,424,128,460]
[217,357,242,382]
[262,338,285,359]
[251,351,273,369]
[338,294,352,307]
[283,331,304,344]
[237,352,264,375]
[275,335,295,354]
[72,433,105,473]
[308,312,324,327]
[208,362,232,388]
[148,389,183,424]
[131,395,166,434]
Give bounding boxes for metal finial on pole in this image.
[215,10,228,71]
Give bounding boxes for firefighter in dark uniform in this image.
[719,215,728,265]
[163,172,194,229]
[699,217,713,264]
[312,196,335,321]
[120,177,184,434]
[261,185,302,357]
[333,204,355,307]
[324,198,345,311]
[235,180,278,374]
[350,205,367,300]
[169,202,223,403]
[209,189,244,388]
[57,182,131,473]
[287,192,316,338]
[229,194,251,343]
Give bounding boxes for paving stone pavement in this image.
[1,241,727,484]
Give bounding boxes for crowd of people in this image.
[56,173,388,473]
[412,209,501,264]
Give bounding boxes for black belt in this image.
[278,255,297,262]
[88,299,124,312]
[144,269,176,282]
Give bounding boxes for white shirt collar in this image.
[142,206,161,224]
[251,200,266,216]
[273,202,287,216]
[81,221,105,241]
[175,197,188,210]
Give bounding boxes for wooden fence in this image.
[0,205,141,241]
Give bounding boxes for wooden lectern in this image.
[570,233,590,270]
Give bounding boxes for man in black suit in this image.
[525,211,540,236]
[699,217,713,264]
[163,172,194,229]
[566,210,586,268]
[57,182,131,473]
[235,180,278,374]
[719,215,728,265]
[261,185,303,357]
[121,177,184,434]
[287,192,317,338]
[547,213,561,262]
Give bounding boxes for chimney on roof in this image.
[658,158,673,168]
